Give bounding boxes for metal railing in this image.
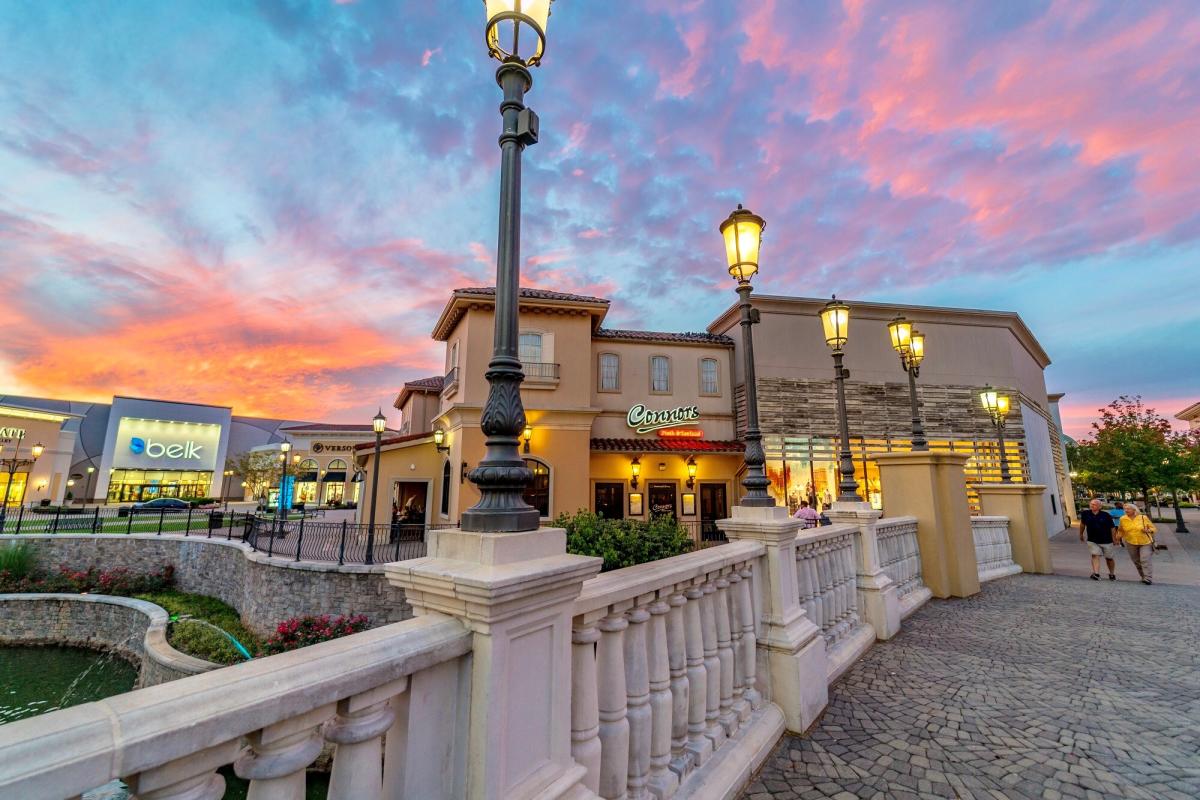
[442,366,459,393]
[0,504,255,538]
[521,361,560,380]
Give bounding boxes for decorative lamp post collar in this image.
[720,204,765,285]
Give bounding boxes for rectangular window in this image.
[449,341,459,368]
[700,358,719,395]
[519,332,543,364]
[651,356,671,393]
[598,353,620,391]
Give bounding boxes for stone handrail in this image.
[972,516,1022,583]
[874,516,924,600]
[571,540,766,798]
[794,524,864,652]
[0,615,472,800]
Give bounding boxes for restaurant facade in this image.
[357,287,1075,539]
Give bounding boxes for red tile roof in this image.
[456,286,610,305]
[280,423,396,433]
[590,438,745,454]
[403,376,445,392]
[594,328,735,346]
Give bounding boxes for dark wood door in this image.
[700,483,728,542]
[647,483,677,519]
[594,482,624,520]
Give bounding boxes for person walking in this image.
[1117,503,1157,585]
[1078,498,1117,581]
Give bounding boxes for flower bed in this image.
[260,614,370,655]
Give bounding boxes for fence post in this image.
[15,503,24,533]
[248,516,258,551]
[52,505,61,534]
[338,520,347,566]
[267,518,275,558]
[157,507,165,535]
[295,517,305,562]
[92,506,100,534]
[394,529,400,562]
[227,512,234,541]
[185,506,193,537]
[126,508,133,535]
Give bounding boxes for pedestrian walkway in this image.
[1049,521,1200,587]
[741,574,1200,800]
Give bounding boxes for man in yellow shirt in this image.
[1116,503,1157,585]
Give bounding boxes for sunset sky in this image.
[1,1,1196,438]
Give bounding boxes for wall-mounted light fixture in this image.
[686,456,697,489]
[523,424,533,454]
[630,456,641,489]
[433,428,449,452]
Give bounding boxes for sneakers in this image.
[1109,574,1117,581]
[1090,573,1100,581]
[1142,578,1153,585]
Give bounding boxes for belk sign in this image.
[113,417,221,472]
[130,437,204,460]
[626,403,701,434]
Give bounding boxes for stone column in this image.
[825,502,900,641]
[386,528,602,800]
[872,451,980,599]
[974,483,1053,574]
[717,506,827,734]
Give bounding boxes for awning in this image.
[295,471,318,483]
[323,471,347,482]
[590,438,745,454]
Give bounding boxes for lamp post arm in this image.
[736,282,773,507]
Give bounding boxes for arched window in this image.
[327,459,348,471]
[297,458,319,472]
[523,458,550,518]
[440,461,452,517]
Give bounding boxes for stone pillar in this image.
[716,506,827,734]
[386,528,602,800]
[825,502,900,641]
[872,451,980,599]
[974,484,1053,574]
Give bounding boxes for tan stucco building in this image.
[358,287,1074,538]
[0,404,79,508]
[1177,401,1200,431]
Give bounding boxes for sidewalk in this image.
[1048,521,1200,587]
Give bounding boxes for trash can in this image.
[208,511,224,530]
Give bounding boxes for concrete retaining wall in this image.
[0,534,412,636]
[0,594,217,687]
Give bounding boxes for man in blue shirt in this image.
[1079,498,1117,580]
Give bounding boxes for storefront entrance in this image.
[106,470,213,503]
[647,482,677,519]
[699,483,728,542]
[392,481,427,525]
[594,482,624,520]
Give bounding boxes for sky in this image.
[0,0,1197,439]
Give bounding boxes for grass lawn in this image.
[134,590,262,664]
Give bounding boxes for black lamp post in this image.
[366,409,387,564]
[461,0,553,533]
[886,316,929,451]
[720,204,773,507]
[980,386,1013,482]
[820,297,862,503]
[222,469,234,510]
[1,433,43,524]
[85,466,96,504]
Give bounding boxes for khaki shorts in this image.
[1087,541,1116,558]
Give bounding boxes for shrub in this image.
[260,614,370,655]
[0,564,174,595]
[138,590,260,665]
[187,497,219,508]
[557,510,694,572]
[0,542,36,580]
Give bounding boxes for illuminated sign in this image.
[657,428,703,439]
[626,403,701,434]
[311,442,355,453]
[0,427,26,439]
[114,417,221,472]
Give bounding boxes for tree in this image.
[1070,396,1175,503]
[228,451,279,502]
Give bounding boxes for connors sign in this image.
[626,403,701,434]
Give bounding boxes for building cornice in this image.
[431,288,610,341]
[1176,401,1200,422]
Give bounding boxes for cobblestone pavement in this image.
[741,574,1200,800]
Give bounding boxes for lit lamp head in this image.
[907,329,925,369]
[979,386,1011,424]
[66,479,75,487]
[372,409,388,436]
[887,315,912,357]
[523,424,533,454]
[31,443,45,459]
[686,455,697,489]
[280,441,291,454]
[630,456,641,489]
[719,204,765,285]
[820,296,850,352]
[433,428,449,452]
[87,466,95,475]
[484,0,552,67]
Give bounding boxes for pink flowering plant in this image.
[0,563,174,595]
[259,613,370,655]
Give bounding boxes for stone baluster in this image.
[598,610,631,800]
[624,605,652,800]
[126,740,241,800]
[682,583,712,766]
[234,709,329,800]
[814,543,831,638]
[665,590,692,780]
[843,539,859,626]
[323,679,402,800]
[698,578,725,749]
[801,549,821,634]
[713,574,737,737]
[736,564,761,711]
[645,597,678,799]
[725,570,747,723]
[794,548,813,624]
[572,619,603,795]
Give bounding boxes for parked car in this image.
[129,497,191,514]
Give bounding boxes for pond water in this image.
[0,644,138,724]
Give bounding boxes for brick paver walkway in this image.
[742,574,1200,800]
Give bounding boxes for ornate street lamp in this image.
[886,315,929,451]
[433,428,449,453]
[720,203,773,507]
[820,296,862,502]
[1,432,43,523]
[222,469,234,510]
[630,456,641,490]
[366,408,388,564]
[979,386,1013,482]
[462,0,555,532]
[686,456,697,490]
[523,424,534,454]
[85,465,96,504]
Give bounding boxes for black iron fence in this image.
[243,516,454,565]
[0,504,255,537]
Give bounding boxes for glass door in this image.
[594,482,624,520]
[699,483,728,542]
[647,483,677,520]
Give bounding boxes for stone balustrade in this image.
[570,539,777,799]
[874,516,933,619]
[794,524,876,681]
[972,516,1023,583]
[0,615,471,800]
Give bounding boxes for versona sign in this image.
[626,403,701,434]
[113,417,221,472]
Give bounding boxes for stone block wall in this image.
[0,535,412,636]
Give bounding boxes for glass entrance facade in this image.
[0,473,28,506]
[106,469,214,502]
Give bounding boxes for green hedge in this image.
[136,590,261,665]
[557,510,693,572]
